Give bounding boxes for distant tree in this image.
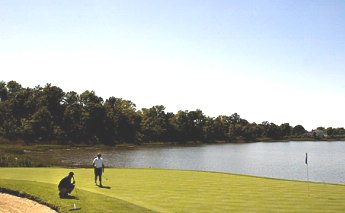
[1,82,28,138]
[326,127,334,136]
[242,123,261,139]
[64,91,80,105]
[30,107,53,140]
[80,90,105,143]
[164,112,177,141]
[104,97,140,143]
[41,84,65,125]
[2,80,344,144]
[11,88,33,119]
[0,81,8,101]
[0,101,19,138]
[266,122,281,138]
[188,109,206,141]
[216,115,232,139]
[6,80,22,97]
[316,127,325,131]
[140,105,168,141]
[171,109,206,142]
[171,110,190,142]
[202,117,215,140]
[230,113,241,124]
[260,121,270,137]
[203,116,229,140]
[228,113,249,138]
[62,91,83,142]
[280,123,292,137]
[333,127,345,136]
[292,125,306,135]
[103,97,119,144]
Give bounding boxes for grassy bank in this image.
[1,168,345,212]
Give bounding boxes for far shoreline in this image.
[1,136,345,148]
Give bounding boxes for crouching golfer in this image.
[93,153,105,187]
[58,172,75,198]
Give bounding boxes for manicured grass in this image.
[1,168,345,212]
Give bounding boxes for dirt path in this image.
[0,193,57,213]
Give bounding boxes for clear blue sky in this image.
[1,0,344,130]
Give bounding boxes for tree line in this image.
[0,80,344,144]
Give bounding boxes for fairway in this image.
[1,168,345,212]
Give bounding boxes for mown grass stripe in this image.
[0,179,155,213]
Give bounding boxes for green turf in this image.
[1,168,345,212]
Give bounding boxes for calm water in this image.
[53,141,345,184]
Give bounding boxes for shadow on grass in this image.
[59,194,78,200]
[97,185,111,189]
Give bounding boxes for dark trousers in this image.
[58,184,74,196]
[94,168,103,176]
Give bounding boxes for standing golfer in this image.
[93,153,105,187]
[58,172,75,198]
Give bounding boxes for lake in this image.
[50,141,345,184]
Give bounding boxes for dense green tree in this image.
[62,91,83,141]
[164,112,177,141]
[203,117,215,140]
[104,97,140,143]
[333,127,345,136]
[140,105,169,141]
[228,113,248,138]
[171,110,190,141]
[326,127,334,136]
[170,109,206,142]
[203,116,229,141]
[30,107,53,140]
[292,125,306,135]
[1,80,344,144]
[230,113,241,124]
[188,109,206,140]
[80,90,105,143]
[6,80,22,97]
[103,97,119,144]
[280,123,292,137]
[266,122,281,138]
[0,81,8,101]
[260,121,270,137]
[0,101,19,138]
[41,84,65,125]
[242,123,261,139]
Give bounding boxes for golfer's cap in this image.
[97,153,101,156]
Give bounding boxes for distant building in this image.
[308,129,327,137]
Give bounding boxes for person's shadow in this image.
[59,194,78,199]
[97,185,111,189]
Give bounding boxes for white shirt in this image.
[93,157,104,168]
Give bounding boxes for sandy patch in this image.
[0,193,57,213]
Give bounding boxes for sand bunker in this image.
[0,193,57,213]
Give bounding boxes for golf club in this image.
[102,175,108,181]
[69,203,81,211]
[73,177,79,198]
[68,176,82,211]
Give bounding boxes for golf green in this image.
[1,168,345,212]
